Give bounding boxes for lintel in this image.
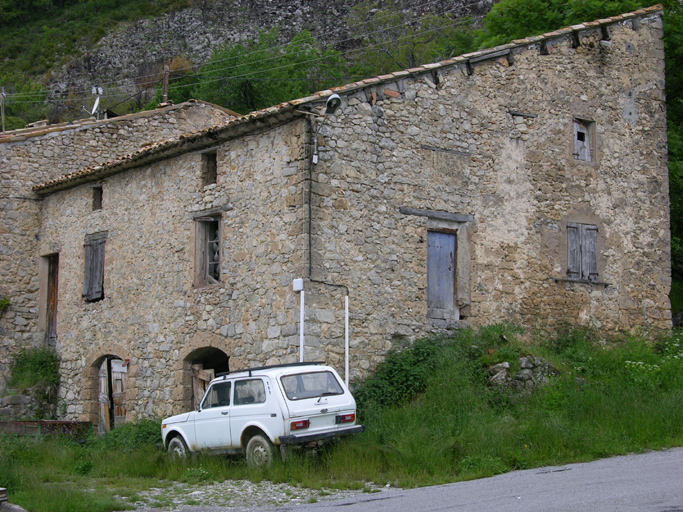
[399,207,474,223]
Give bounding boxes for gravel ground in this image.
[116,479,388,511]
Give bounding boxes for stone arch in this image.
[81,343,136,430]
[174,333,234,414]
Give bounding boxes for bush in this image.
[91,418,162,450]
[8,346,60,390]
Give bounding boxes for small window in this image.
[567,223,598,281]
[202,152,217,187]
[427,231,456,320]
[201,381,231,408]
[93,186,103,211]
[234,379,266,405]
[573,119,594,161]
[83,232,107,302]
[195,217,221,286]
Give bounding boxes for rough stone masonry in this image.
[2,6,671,425]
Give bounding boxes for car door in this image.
[230,378,277,443]
[194,381,232,450]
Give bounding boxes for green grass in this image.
[3,324,683,511]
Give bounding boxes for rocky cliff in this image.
[50,0,491,112]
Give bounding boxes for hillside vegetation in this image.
[2,324,683,511]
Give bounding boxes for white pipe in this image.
[345,295,349,388]
[299,290,305,362]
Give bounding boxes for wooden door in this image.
[192,364,215,409]
[427,231,456,319]
[45,254,58,346]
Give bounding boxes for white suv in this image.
[161,362,364,466]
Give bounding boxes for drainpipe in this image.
[303,110,351,386]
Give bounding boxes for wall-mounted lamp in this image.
[313,94,342,164]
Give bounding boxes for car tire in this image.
[167,436,189,458]
[246,434,275,467]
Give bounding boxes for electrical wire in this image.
[3,8,481,105]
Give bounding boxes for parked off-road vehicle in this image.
[161,362,364,466]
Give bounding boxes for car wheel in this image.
[246,434,275,467]
[167,436,189,458]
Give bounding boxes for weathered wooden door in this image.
[427,231,456,320]
[192,364,215,409]
[45,254,59,347]
[99,358,127,433]
[110,359,128,428]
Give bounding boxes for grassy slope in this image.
[2,325,683,511]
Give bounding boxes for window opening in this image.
[567,222,598,281]
[573,119,594,161]
[83,232,107,302]
[195,217,221,286]
[93,186,103,211]
[202,152,218,187]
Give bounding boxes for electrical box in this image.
[293,278,304,292]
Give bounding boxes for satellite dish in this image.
[91,96,100,116]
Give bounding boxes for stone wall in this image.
[308,10,670,374]
[38,120,307,420]
[18,8,672,422]
[0,101,235,396]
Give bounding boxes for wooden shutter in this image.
[84,233,106,301]
[427,231,456,319]
[567,223,581,279]
[582,224,598,280]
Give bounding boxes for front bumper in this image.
[278,424,365,445]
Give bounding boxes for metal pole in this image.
[299,290,305,362]
[162,65,170,104]
[345,295,349,388]
[1,87,5,133]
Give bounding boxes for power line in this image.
[3,2,481,101]
[3,11,481,106]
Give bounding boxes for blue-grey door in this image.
[427,231,456,319]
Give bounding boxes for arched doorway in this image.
[186,347,229,410]
[97,356,128,434]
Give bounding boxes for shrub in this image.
[8,346,60,390]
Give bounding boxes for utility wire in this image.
[3,2,481,102]
[4,12,481,105]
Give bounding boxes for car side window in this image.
[234,379,266,405]
[201,381,231,408]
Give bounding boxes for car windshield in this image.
[280,371,344,400]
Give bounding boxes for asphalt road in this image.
[184,447,683,512]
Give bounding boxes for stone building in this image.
[3,6,672,426]
[0,101,237,418]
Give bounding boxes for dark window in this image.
[93,186,103,211]
[201,381,231,408]
[195,217,220,286]
[202,152,217,186]
[427,231,456,319]
[83,232,107,302]
[573,119,594,161]
[234,379,266,405]
[567,223,598,281]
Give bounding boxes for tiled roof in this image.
[32,5,663,197]
[0,100,238,144]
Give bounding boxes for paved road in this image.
[154,448,683,512]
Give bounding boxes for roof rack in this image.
[216,361,326,379]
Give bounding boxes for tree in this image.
[179,28,345,114]
[348,0,476,77]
